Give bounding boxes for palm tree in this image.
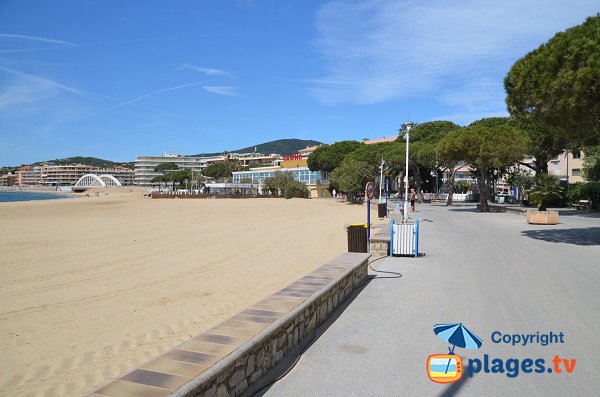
[529,174,563,211]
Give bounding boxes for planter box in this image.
[527,210,559,225]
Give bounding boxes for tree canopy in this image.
[329,159,373,203]
[263,172,310,198]
[154,162,179,174]
[201,159,245,180]
[505,14,600,148]
[438,118,530,211]
[307,140,363,173]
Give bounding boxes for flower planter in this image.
[526,210,559,225]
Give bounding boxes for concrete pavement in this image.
[260,204,600,396]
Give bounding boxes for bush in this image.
[283,180,310,199]
[567,182,600,209]
[263,172,310,199]
[529,174,565,210]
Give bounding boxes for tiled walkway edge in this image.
[93,252,370,397]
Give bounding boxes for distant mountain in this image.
[190,139,323,157]
[31,157,134,169]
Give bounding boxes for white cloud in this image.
[203,86,239,96]
[309,0,599,106]
[0,77,58,111]
[114,83,202,108]
[0,33,76,46]
[179,63,231,76]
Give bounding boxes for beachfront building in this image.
[135,152,279,187]
[12,165,135,187]
[232,166,329,197]
[16,166,43,186]
[0,172,17,186]
[41,165,97,186]
[98,166,135,186]
[549,150,587,184]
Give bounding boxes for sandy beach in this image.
[0,190,379,396]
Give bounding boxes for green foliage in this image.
[32,156,125,168]
[566,182,600,209]
[506,169,535,200]
[154,162,179,174]
[455,180,471,194]
[410,121,462,145]
[329,159,373,203]
[438,118,530,211]
[459,119,530,170]
[583,146,600,181]
[529,174,565,211]
[190,139,323,157]
[505,14,600,148]
[201,159,244,180]
[283,180,310,199]
[263,172,310,198]
[307,140,363,173]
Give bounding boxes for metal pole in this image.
[367,199,371,242]
[404,124,411,223]
[378,155,384,203]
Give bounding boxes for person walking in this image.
[410,189,416,212]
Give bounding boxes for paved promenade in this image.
[262,204,600,396]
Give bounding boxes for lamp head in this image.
[400,122,415,140]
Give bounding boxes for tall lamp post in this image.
[401,122,414,223]
[378,155,385,203]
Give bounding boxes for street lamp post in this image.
[378,155,385,204]
[401,122,414,223]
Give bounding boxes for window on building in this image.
[572,169,581,176]
[572,151,581,159]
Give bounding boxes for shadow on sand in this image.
[521,227,600,246]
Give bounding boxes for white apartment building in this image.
[15,165,135,186]
[134,152,279,187]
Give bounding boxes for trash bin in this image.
[497,195,505,204]
[377,202,387,218]
[347,224,368,253]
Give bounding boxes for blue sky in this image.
[1,0,598,166]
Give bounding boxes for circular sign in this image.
[365,182,375,200]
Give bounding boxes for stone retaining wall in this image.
[477,203,527,215]
[93,253,370,397]
[179,258,368,397]
[370,240,389,256]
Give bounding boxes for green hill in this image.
[32,157,134,169]
[190,139,322,157]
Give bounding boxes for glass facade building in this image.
[232,167,323,185]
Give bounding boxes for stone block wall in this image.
[178,260,368,397]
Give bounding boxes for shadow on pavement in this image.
[521,227,600,246]
[438,374,470,397]
[447,207,478,213]
[248,278,375,396]
[557,210,600,219]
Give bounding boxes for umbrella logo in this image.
[427,323,483,384]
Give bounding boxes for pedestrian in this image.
[332,188,337,198]
[410,189,416,212]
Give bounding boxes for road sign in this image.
[365,182,375,201]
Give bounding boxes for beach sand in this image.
[0,189,380,396]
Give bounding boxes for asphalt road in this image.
[261,204,600,397]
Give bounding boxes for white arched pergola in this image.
[74,174,122,188]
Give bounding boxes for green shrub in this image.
[529,174,565,210]
[567,182,600,209]
[283,180,310,199]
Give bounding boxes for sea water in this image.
[0,192,72,203]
